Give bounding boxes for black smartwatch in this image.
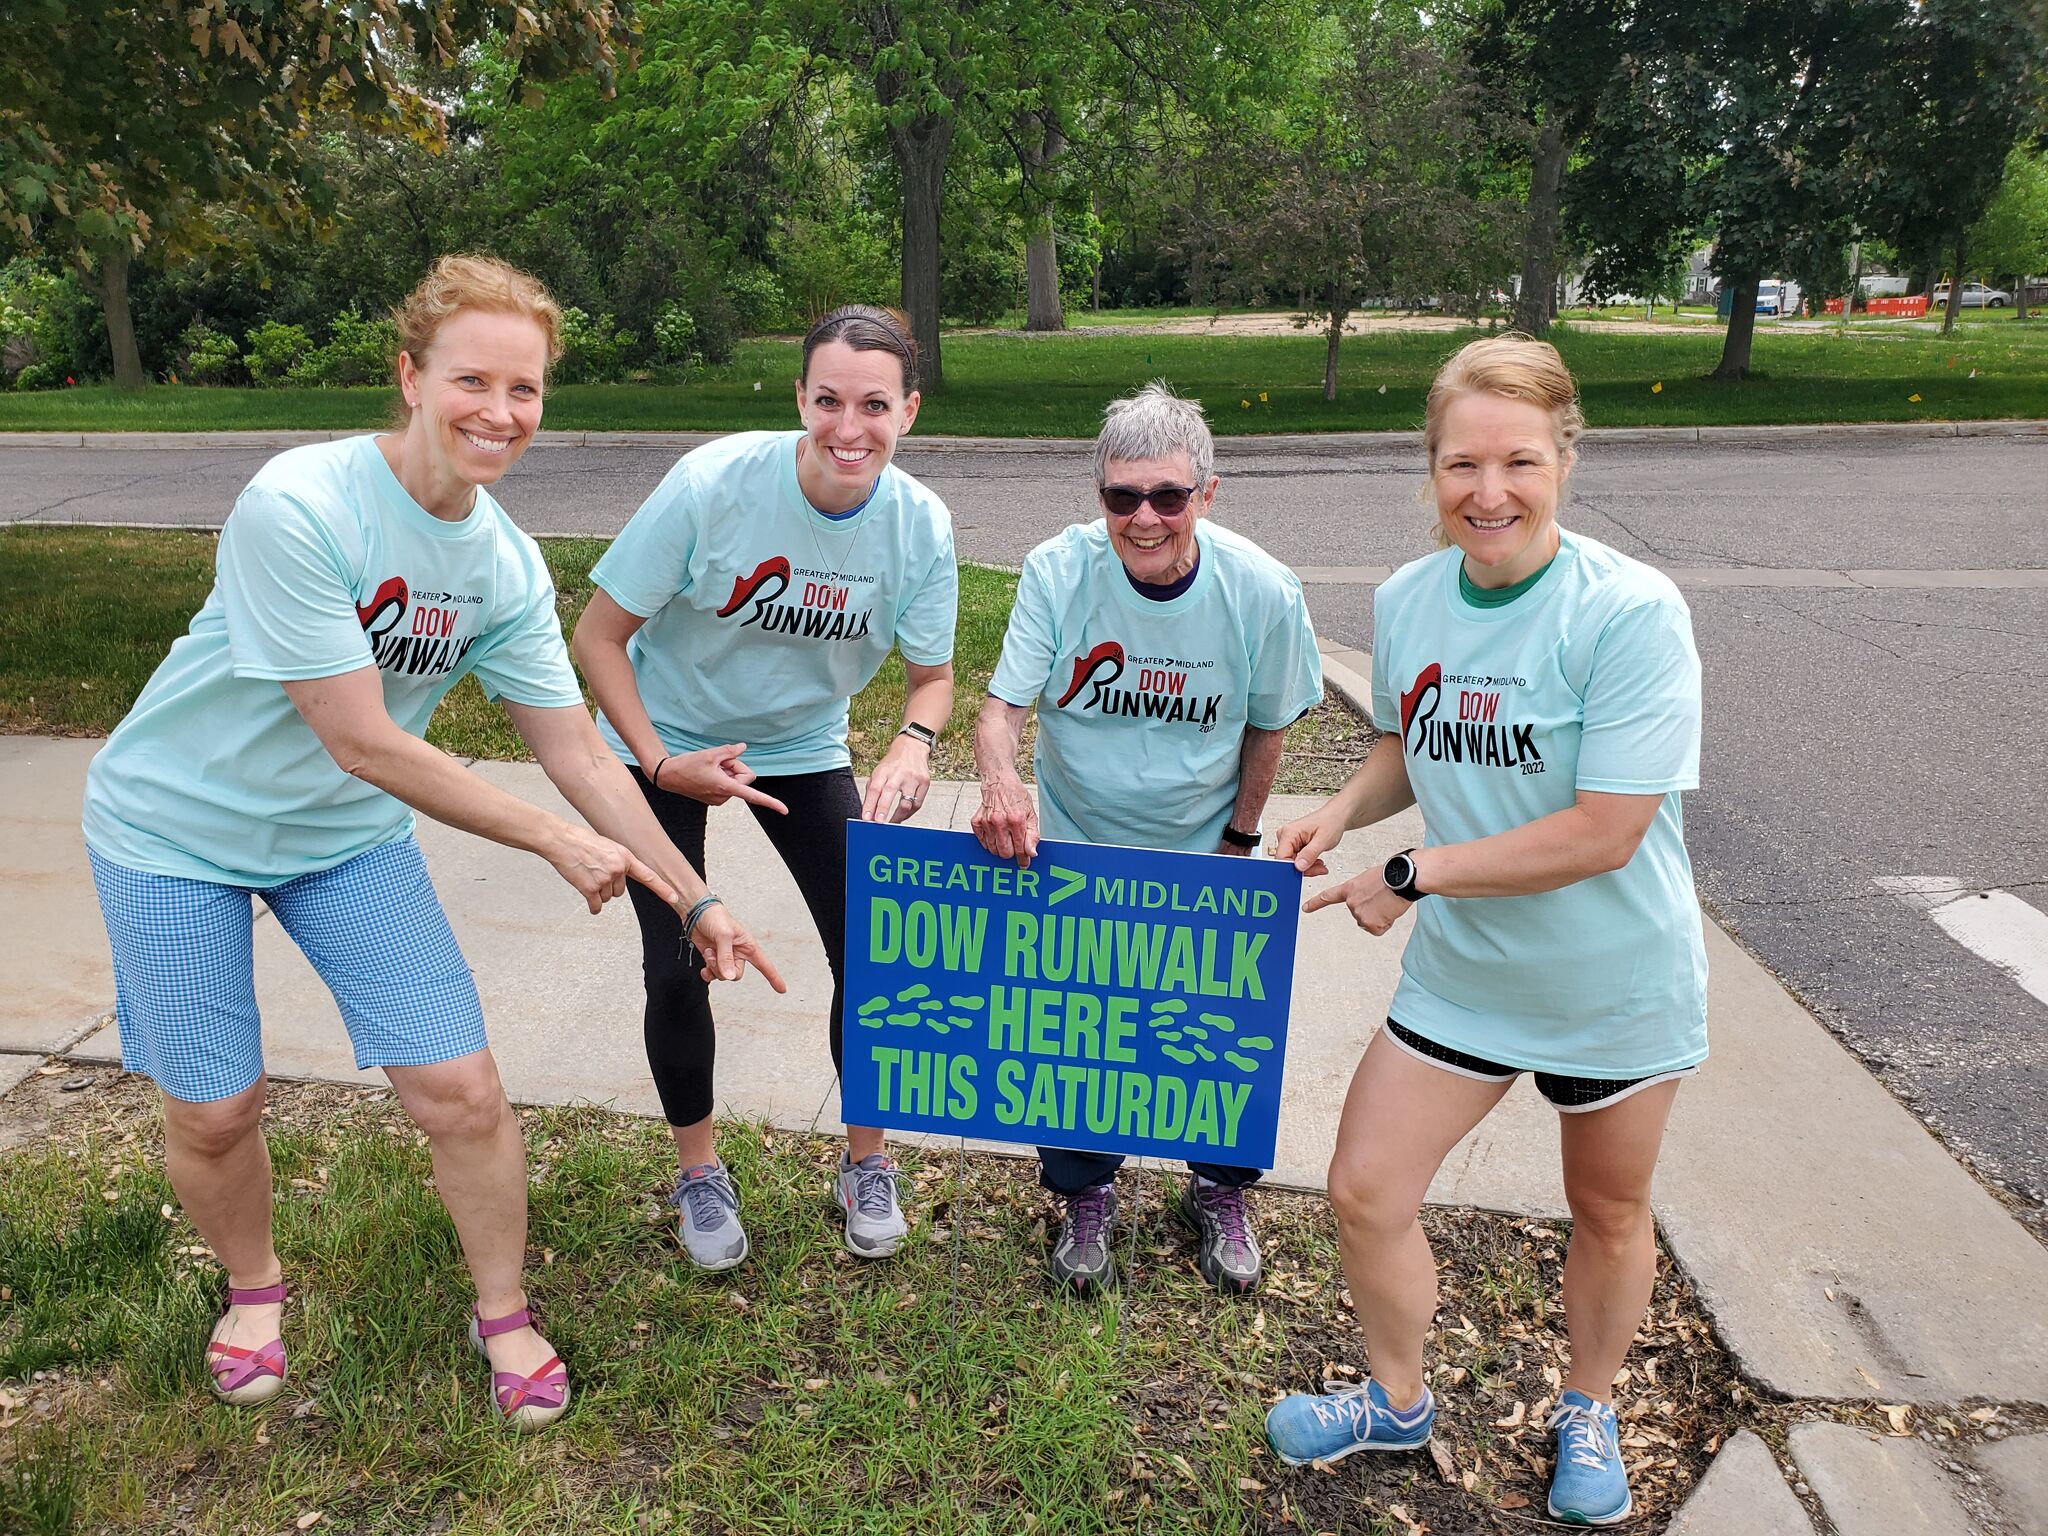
[1220,824,1261,850]
[1383,847,1425,901]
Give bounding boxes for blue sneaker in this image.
[1547,1391,1632,1525]
[1264,1378,1434,1466]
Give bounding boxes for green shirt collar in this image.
[1459,553,1556,608]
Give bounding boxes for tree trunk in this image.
[1940,230,1966,336]
[88,245,146,389]
[887,113,954,390]
[1024,222,1063,331]
[1020,117,1067,332]
[1514,118,1568,336]
[1911,236,1942,299]
[1322,290,1346,402]
[2015,272,2030,322]
[1712,273,1761,379]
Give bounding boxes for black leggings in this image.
[626,765,859,1128]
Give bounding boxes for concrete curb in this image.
[1315,636,1378,726]
[4,420,2044,451]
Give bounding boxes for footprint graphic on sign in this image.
[1145,999,1187,1033]
[1224,1035,1275,1074]
[859,986,987,1037]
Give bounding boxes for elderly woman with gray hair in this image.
[972,381,1322,1297]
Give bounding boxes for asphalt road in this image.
[5,430,2045,1221]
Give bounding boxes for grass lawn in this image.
[0,527,1374,794]
[0,1069,1743,1535]
[4,320,2045,437]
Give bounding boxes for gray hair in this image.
[1093,380,1215,487]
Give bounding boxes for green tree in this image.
[0,0,634,387]
[1969,146,2048,321]
[1570,0,1905,379]
[1467,0,1645,335]
[1212,9,1512,400]
[1870,0,2048,335]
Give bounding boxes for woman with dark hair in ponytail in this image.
[574,305,958,1268]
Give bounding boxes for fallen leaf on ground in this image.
[295,1511,323,1529]
[1493,1401,1527,1428]
[1495,1492,1530,1510]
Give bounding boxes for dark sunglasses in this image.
[1098,484,1197,518]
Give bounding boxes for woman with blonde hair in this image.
[1263,335,1705,1526]
[83,255,781,1430]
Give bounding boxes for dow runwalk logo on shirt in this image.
[717,555,874,643]
[1056,640,1221,732]
[1400,661,1544,773]
[355,574,480,679]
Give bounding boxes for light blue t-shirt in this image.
[591,430,958,775]
[82,436,585,887]
[1371,528,1707,1077]
[990,521,1323,853]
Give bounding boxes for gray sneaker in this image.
[1177,1176,1262,1292]
[1049,1181,1119,1294]
[671,1161,748,1271]
[835,1153,909,1258]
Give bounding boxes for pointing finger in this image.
[627,856,679,908]
[745,939,788,994]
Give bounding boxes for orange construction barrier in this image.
[1824,296,1930,317]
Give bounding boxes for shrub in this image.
[652,302,698,370]
[244,321,312,385]
[0,261,97,384]
[723,266,791,334]
[687,290,740,366]
[555,307,636,383]
[177,322,243,386]
[289,308,397,387]
[772,213,896,326]
[13,360,62,392]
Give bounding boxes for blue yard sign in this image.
[842,823,1302,1167]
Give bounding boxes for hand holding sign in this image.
[972,774,1041,868]
[1272,809,1346,876]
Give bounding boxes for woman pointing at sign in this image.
[573,305,957,1268]
[82,256,778,1431]
[1263,336,1705,1528]
[973,381,1322,1297]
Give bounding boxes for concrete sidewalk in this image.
[5,733,2045,1531]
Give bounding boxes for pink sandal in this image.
[468,1304,570,1431]
[206,1281,287,1405]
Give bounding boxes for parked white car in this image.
[1931,282,2012,308]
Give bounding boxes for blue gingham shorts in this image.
[88,837,488,1103]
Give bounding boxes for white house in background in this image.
[1682,247,1716,305]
